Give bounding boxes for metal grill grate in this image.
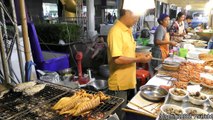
[12,89,124,120]
[0,82,124,120]
[13,92,73,120]
[0,84,69,120]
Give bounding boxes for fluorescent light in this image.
[204,1,212,15]
[123,0,155,15]
[186,5,191,10]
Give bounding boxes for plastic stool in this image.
[136,63,149,71]
[136,69,151,86]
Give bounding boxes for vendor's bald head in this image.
[119,9,139,28]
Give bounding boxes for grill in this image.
[0,84,69,120]
[0,82,124,120]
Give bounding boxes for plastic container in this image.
[179,48,188,58]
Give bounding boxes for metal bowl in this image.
[140,85,168,102]
[58,68,73,76]
[88,80,108,91]
[169,88,188,101]
[135,46,152,53]
[99,64,109,78]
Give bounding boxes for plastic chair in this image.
[27,22,70,71]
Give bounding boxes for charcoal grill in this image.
[0,82,124,120]
[0,83,70,120]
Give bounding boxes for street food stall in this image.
[124,32,213,119]
[1,0,213,120]
[0,81,124,120]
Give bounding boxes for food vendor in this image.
[184,16,193,33]
[169,12,186,42]
[107,9,152,120]
[151,14,177,72]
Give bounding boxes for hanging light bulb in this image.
[186,4,191,10]
[123,0,155,15]
[185,0,191,11]
[204,0,212,15]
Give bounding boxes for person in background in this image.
[207,37,213,49]
[151,14,177,72]
[184,16,193,33]
[169,12,186,42]
[107,9,152,120]
[113,13,117,23]
[194,23,204,31]
[107,13,113,24]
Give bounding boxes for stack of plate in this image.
[162,62,180,71]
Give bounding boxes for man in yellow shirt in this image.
[107,9,152,120]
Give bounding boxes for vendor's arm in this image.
[155,40,177,46]
[114,53,152,64]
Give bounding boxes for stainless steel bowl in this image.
[88,80,108,91]
[135,46,152,53]
[58,68,73,76]
[140,85,168,102]
[99,64,109,78]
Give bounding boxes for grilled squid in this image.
[72,95,101,116]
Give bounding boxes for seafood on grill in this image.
[97,91,111,101]
[59,96,90,114]
[52,89,110,116]
[13,81,36,92]
[87,112,104,120]
[72,95,101,116]
[23,84,46,96]
[0,90,9,99]
[52,97,72,110]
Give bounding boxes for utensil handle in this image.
[152,57,163,61]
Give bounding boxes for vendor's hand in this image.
[136,52,152,63]
[169,41,177,46]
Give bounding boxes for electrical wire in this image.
[0,1,16,25]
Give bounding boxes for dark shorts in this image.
[106,89,136,120]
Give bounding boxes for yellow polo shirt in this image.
[107,20,136,90]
